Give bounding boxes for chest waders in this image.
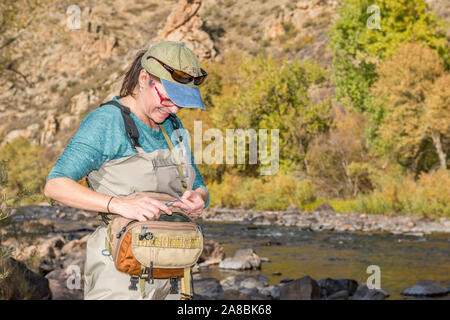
[84,100,197,300]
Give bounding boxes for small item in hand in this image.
[165,199,179,206]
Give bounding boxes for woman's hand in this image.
[109,195,172,222]
[171,190,205,219]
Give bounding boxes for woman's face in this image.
[137,70,181,124]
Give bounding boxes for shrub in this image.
[0,137,53,204]
[306,109,374,197]
[208,173,316,210]
[354,169,450,218]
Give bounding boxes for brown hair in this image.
[119,50,146,98]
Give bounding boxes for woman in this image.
[44,41,209,300]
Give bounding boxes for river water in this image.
[196,220,450,300]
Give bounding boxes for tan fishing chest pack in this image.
[105,192,204,299]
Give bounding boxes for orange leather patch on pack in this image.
[116,232,141,276]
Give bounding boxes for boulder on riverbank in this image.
[219,274,272,300]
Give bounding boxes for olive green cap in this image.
[141,41,202,89]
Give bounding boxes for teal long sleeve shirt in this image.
[47,96,209,208]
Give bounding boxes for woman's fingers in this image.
[171,200,191,211]
[158,203,172,215]
[134,206,153,221]
[170,191,205,215]
[134,211,148,222]
[184,191,205,207]
[144,198,172,215]
[119,196,201,221]
[131,201,159,221]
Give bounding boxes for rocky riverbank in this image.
[201,203,450,235]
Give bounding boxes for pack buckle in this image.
[129,276,139,291]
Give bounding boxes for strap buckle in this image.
[97,212,111,226]
[180,292,193,300]
[139,262,154,284]
[169,277,179,294]
[129,276,139,291]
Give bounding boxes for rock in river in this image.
[317,278,358,298]
[220,274,270,291]
[219,248,261,270]
[193,278,224,300]
[349,283,389,300]
[198,239,225,266]
[401,280,449,297]
[279,276,320,300]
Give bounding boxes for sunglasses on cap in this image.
[147,55,207,86]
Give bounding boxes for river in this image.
[196,220,450,300]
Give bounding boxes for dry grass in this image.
[354,169,450,219]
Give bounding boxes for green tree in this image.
[329,0,449,141]
[209,54,333,174]
[371,42,448,173]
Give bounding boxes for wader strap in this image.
[139,278,146,299]
[180,267,192,300]
[103,225,113,255]
[100,100,141,150]
[139,264,151,299]
[159,124,187,192]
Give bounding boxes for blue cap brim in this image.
[161,79,205,110]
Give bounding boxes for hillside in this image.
[1,0,448,150]
[0,0,342,150]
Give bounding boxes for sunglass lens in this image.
[193,76,206,85]
[172,70,192,84]
[193,69,207,85]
